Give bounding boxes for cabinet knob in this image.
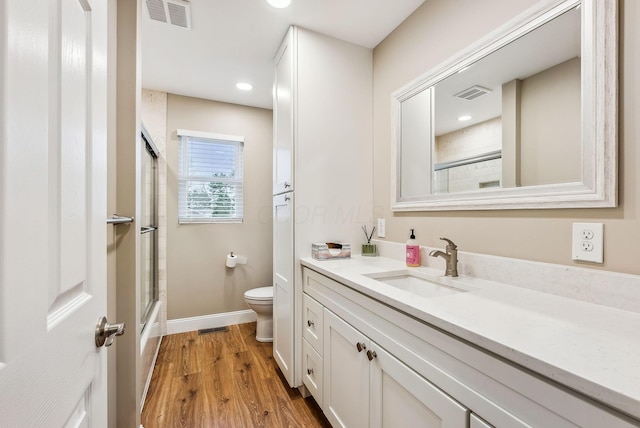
[307,319,314,327]
[307,368,314,375]
[356,342,366,352]
[284,181,291,188]
[367,350,377,361]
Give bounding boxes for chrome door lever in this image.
[95,316,126,347]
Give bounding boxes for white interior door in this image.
[0,0,109,426]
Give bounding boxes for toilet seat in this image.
[244,286,273,301]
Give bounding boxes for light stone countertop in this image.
[300,255,640,422]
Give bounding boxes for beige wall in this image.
[115,0,142,426]
[520,57,581,186]
[373,0,640,275]
[166,94,273,320]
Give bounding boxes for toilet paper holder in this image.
[226,252,247,268]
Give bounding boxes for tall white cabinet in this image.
[272,26,373,388]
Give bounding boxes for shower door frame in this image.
[141,125,160,331]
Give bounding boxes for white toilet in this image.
[244,286,273,342]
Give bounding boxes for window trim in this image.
[177,129,244,224]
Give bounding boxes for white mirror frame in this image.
[391,0,617,211]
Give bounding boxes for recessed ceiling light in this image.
[458,115,472,122]
[236,82,253,91]
[267,0,291,8]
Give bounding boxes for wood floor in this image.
[141,322,332,428]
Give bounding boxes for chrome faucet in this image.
[429,238,458,277]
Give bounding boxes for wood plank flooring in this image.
[142,322,332,428]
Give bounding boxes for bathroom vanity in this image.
[299,255,640,427]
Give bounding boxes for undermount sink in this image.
[363,270,473,299]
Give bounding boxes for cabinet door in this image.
[471,414,494,428]
[273,193,294,386]
[369,343,469,428]
[323,309,370,428]
[273,27,294,195]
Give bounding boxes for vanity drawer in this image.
[303,293,324,354]
[302,338,324,407]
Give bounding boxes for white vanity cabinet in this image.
[323,308,469,428]
[302,266,637,428]
[369,343,469,428]
[323,309,370,428]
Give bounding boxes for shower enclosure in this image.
[141,126,159,331]
[140,125,163,410]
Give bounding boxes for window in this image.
[178,129,244,223]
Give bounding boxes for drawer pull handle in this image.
[367,350,377,361]
[356,342,366,352]
[307,319,314,327]
[307,368,314,375]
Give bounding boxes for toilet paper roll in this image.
[226,254,237,268]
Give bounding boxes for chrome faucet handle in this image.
[439,237,457,250]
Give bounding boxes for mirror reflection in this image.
[399,4,581,198]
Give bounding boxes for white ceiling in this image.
[141,0,426,109]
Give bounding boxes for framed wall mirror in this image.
[391,0,617,211]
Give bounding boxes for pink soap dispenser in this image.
[406,229,420,267]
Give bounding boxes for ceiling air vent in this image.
[454,85,492,101]
[167,2,189,28]
[145,0,167,22]
[145,0,192,29]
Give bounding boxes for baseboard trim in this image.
[166,309,257,335]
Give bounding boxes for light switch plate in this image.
[377,218,386,238]
[572,223,603,263]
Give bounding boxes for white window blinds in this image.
[178,130,244,223]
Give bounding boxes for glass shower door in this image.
[141,129,159,331]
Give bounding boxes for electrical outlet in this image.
[377,218,386,238]
[572,223,603,263]
[582,229,594,240]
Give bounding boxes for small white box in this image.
[311,242,351,260]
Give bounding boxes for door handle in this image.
[95,316,126,347]
[140,226,157,234]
